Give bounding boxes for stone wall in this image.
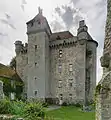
[96,0,111,120]
[50,38,86,104]
[0,81,4,99]
[96,72,111,120]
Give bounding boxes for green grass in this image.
[46,106,95,120]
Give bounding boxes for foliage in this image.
[61,102,68,106]
[0,98,11,114]
[23,102,45,120]
[0,98,47,120]
[10,100,26,116]
[95,84,102,94]
[42,102,49,107]
[72,103,82,108]
[0,77,23,99]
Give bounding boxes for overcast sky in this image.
[0,0,107,83]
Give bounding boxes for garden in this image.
[0,98,95,120]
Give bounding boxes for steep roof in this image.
[0,63,22,82]
[50,31,74,41]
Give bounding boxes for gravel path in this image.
[46,105,61,111]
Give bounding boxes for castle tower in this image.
[77,20,98,105]
[26,7,52,99]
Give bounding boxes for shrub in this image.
[0,98,11,114]
[61,102,67,106]
[10,100,26,116]
[42,102,49,107]
[24,102,45,120]
[73,103,82,108]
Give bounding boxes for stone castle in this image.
[15,8,98,104]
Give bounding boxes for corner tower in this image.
[77,20,98,105]
[26,7,52,100]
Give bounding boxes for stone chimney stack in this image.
[15,41,22,55]
[77,20,88,40]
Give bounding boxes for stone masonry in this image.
[15,8,98,105]
[96,0,111,120]
[0,81,4,99]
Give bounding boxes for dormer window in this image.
[37,20,41,24]
[56,36,61,40]
[30,22,33,27]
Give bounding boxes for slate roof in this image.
[50,31,74,41]
[0,63,22,82]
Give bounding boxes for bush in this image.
[10,100,26,116]
[0,98,11,114]
[73,103,82,108]
[42,102,49,107]
[24,102,45,120]
[61,102,67,106]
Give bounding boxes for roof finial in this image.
[38,7,43,15]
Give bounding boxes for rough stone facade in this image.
[15,8,98,105]
[96,0,111,120]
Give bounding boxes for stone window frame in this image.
[35,62,37,67]
[69,79,73,87]
[59,94,63,100]
[69,64,73,72]
[35,45,37,51]
[58,80,62,88]
[69,94,72,100]
[59,50,62,58]
[34,90,38,96]
[58,64,62,73]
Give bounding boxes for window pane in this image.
[58,65,62,73]
[58,80,62,88]
[69,64,73,71]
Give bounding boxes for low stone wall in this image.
[0,115,23,120]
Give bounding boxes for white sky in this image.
[0,0,107,83]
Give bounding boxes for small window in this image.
[69,79,73,87]
[37,19,41,24]
[69,64,73,71]
[56,36,61,40]
[35,45,37,50]
[58,80,62,88]
[35,62,37,66]
[30,22,33,27]
[59,50,62,58]
[60,94,63,100]
[69,94,72,100]
[58,65,62,73]
[34,90,38,96]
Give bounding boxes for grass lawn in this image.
[46,106,95,120]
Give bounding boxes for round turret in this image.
[15,41,22,55]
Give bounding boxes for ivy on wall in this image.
[0,77,23,99]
